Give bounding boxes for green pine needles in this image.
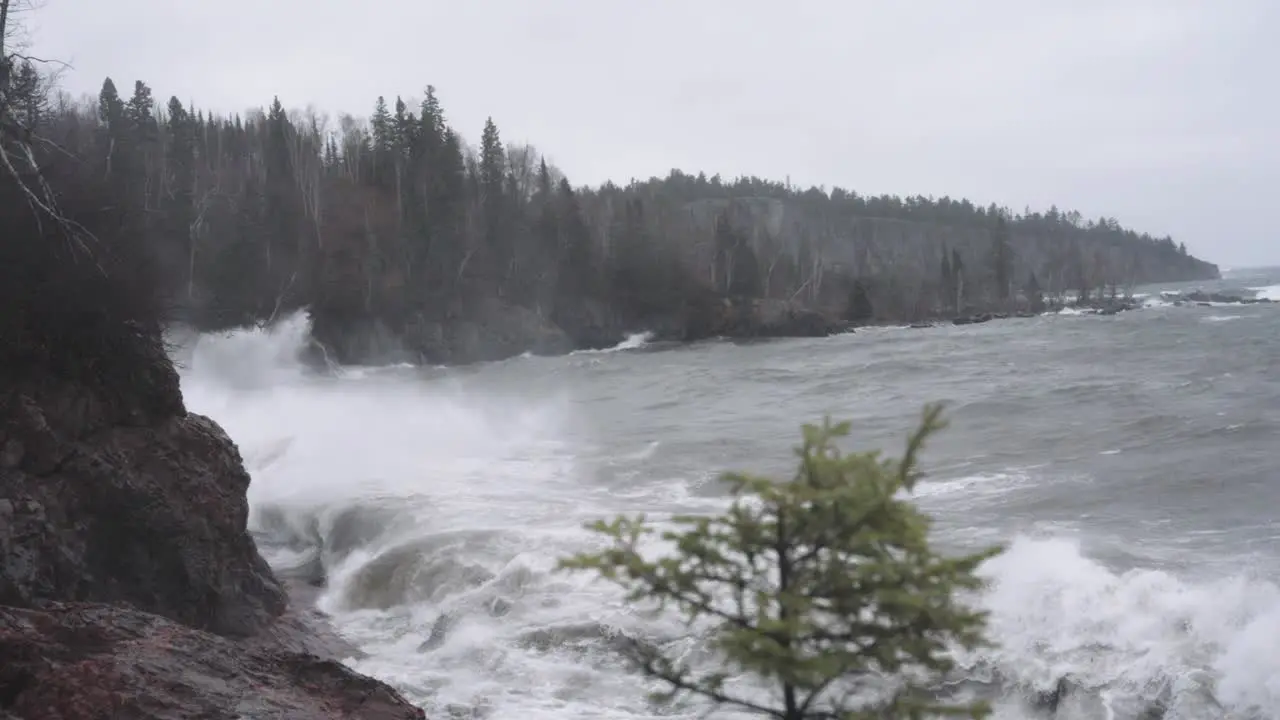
[559,404,1004,719]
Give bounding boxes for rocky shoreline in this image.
[305,295,850,367]
[299,289,1274,370]
[902,290,1275,330]
[0,330,424,719]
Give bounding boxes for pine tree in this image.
[97,77,126,175]
[951,248,965,312]
[369,95,393,187]
[11,61,45,128]
[990,215,1012,302]
[531,158,560,310]
[555,177,593,302]
[940,250,954,314]
[165,96,196,300]
[262,96,299,297]
[479,116,507,275]
[561,405,1002,719]
[125,80,156,139]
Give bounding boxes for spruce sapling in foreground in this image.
[560,404,1003,719]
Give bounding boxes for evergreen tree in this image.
[124,80,156,141]
[165,96,196,300]
[11,61,45,128]
[950,248,965,312]
[262,96,298,290]
[990,215,1012,302]
[479,116,507,275]
[369,95,393,187]
[97,77,126,173]
[939,250,954,313]
[555,177,593,302]
[561,405,1002,719]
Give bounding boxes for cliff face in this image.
[0,334,284,636]
[0,329,424,719]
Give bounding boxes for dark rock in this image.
[1166,290,1277,306]
[310,299,578,366]
[1186,290,1238,304]
[418,613,455,652]
[310,290,853,366]
[0,602,424,720]
[1,322,424,718]
[0,390,286,638]
[679,297,848,340]
[952,313,994,326]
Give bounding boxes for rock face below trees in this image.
[309,296,850,366]
[0,331,424,719]
[676,297,848,341]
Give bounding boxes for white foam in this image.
[966,536,1280,717]
[1250,284,1280,302]
[569,331,653,355]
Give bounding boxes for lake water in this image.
[177,268,1280,719]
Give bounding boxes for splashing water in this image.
[1252,284,1280,302]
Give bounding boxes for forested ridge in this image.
[8,66,1220,364]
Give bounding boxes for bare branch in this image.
[8,52,69,68]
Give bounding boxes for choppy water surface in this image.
[176,268,1280,719]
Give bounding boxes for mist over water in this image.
[176,270,1280,720]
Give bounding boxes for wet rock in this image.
[680,297,849,340]
[0,602,423,720]
[418,613,456,653]
[0,390,286,638]
[952,313,994,326]
[1,324,423,718]
[1165,290,1275,306]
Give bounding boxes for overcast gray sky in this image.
[31,0,1278,267]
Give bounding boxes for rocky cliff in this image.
[0,329,424,719]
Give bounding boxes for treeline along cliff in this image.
[16,71,1219,363]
